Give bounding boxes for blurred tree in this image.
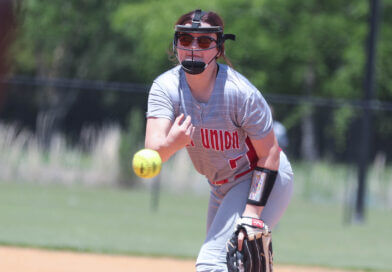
[218,0,370,160]
[4,0,392,160]
[118,107,145,187]
[0,0,18,110]
[11,0,142,145]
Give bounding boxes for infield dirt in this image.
[0,246,361,272]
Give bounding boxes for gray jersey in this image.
[147,64,273,184]
[148,64,294,271]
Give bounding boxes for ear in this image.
[216,45,224,58]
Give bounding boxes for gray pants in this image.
[196,152,294,272]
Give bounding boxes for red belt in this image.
[211,168,254,185]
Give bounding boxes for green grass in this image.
[0,182,208,257]
[0,181,391,271]
[274,200,392,271]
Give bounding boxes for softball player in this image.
[145,9,293,272]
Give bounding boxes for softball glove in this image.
[226,217,273,272]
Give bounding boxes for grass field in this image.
[0,182,391,271]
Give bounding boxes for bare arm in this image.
[145,114,195,162]
[242,129,280,218]
[236,129,280,250]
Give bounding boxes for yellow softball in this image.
[132,149,162,179]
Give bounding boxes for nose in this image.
[191,38,199,49]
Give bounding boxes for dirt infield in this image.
[0,246,357,272]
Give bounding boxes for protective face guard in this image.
[173,9,235,75]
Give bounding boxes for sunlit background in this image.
[0,0,391,271]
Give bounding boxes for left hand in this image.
[226,217,273,272]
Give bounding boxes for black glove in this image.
[226,217,273,272]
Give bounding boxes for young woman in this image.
[145,9,294,272]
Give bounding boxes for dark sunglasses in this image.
[177,34,217,49]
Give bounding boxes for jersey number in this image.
[228,137,258,170]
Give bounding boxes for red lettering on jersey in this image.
[224,131,231,149]
[201,128,210,149]
[219,130,224,151]
[200,128,240,151]
[233,131,239,149]
[226,137,259,180]
[210,130,218,150]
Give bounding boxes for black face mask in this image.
[180,50,218,75]
[181,59,206,75]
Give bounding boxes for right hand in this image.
[166,114,195,150]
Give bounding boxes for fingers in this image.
[237,231,245,251]
[175,114,192,129]
[182,115,192,128]
[178,114,194,136]
[190,125,196,137]
[174,113,185,125]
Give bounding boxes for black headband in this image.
[174,9,235,39]
[174,25,223,33]
[175,9,223,33]
[191,9,205,28]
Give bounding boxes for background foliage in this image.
[1,1,392,270]
[2,0,391,162]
